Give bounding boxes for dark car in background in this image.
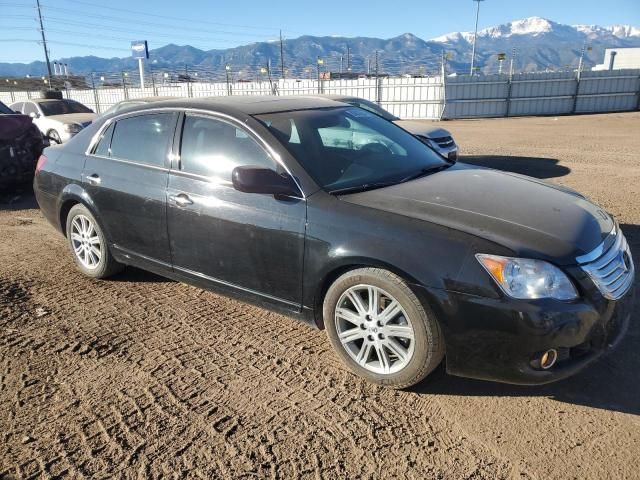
[98,96,179,118]
[0,100,47,188]
[320,94,458,161]
[33,96,634,388]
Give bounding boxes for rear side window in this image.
[93,123,114,157]
[179,115,275,180]
[23,103,39,116]
[109,113,175,167]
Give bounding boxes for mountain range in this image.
[1,17,639,78]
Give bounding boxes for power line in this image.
[40,4,280,38]
[51,0,282,32]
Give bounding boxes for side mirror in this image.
[231,166,301,197]
[29,112,39,119]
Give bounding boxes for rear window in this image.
[39,100,92,116]
[108,113,175,167]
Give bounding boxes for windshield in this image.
[40,100,93,116]
[256,107,446,192]
[347,98,399,122]
[0,101,14,114]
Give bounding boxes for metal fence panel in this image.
[2,70,638,119]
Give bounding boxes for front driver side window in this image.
[180,114,276,181]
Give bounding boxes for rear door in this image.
[166,113,306,309]
[83,111,178,267]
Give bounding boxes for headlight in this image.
[476,254,578,300]
[63,123,82,133]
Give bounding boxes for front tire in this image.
[47,129,61,144]
[65,204,123,279]
[323,268,444,389]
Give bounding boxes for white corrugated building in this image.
[592,47,640,70]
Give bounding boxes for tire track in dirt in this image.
[0,210,524,479]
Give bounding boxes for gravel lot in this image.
[1,112,639,479]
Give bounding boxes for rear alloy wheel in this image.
[65,204,123,279]
[324,268,444,388]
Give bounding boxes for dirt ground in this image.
[1,112,639,479]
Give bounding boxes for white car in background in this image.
[10,99,96,144]
[321,95,458,161]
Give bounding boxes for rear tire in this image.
[323,268,444,389]
[65,204,123,279]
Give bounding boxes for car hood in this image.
[47,112,96,126]
[340,163,613,265]
[393,120,451,139]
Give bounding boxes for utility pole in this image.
[225,65,231,95]
[316,56,323,93]
[266,59,275,94]
[340,55,344,75]
[279,30,285,80]
[121,71,129,99]
[469,0,485,76]
[36,0,53,86]
[346,44,351,71]
[375,50,381,105]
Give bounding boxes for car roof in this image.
[118,96,179,104]
[317,94,361,102]
[129,95,349,116]
[25,98,80,104]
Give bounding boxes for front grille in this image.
[431,136,455,148]
[579,227,634,300]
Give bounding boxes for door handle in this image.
[87,174,101,185]
[169,193,194,207]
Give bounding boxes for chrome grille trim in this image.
[431,136,455,148]
[579,227,634,300]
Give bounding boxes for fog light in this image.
[540,349,558,370]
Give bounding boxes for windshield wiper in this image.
[329,164,451,196]
[328,181,399,195]
[398,164,450,183]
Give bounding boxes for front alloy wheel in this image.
[324,268,444,389]
[335,285,415,374]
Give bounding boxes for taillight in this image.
[35,154,48,175]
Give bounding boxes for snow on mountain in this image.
[2,17,639,77]
[431,17,640,43]
[604,25,640,38]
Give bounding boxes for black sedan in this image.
[33,96,635,388]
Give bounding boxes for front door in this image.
[83,112,178,266]
[167,113,306,309]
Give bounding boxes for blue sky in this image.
[1,0,639,63]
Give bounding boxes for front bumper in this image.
[416,285,635,385]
